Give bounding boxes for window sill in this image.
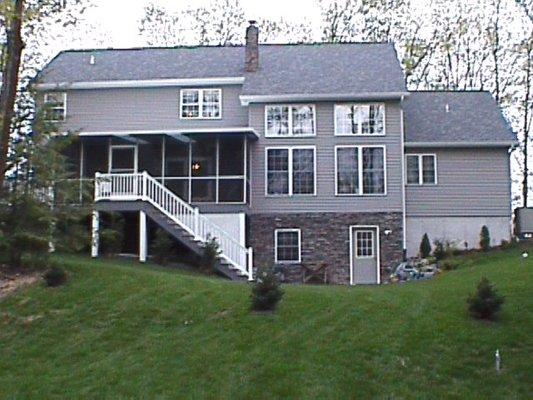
[264,134,317,138]
[179,116,223,120]
[335,193,387,197]
[334,133,386,137]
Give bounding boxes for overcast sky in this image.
[80,0,326,48]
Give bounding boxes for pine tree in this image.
[479,225,491,251]
[467,277,504,320]
[251,266,284,312]
[419,233,431,258]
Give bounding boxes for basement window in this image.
[275,229,301,263]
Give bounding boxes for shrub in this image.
[419,233,431,258]
[467,277,504,320]
[439,260,460,271]
[251,266,284,312]
[433,239,446,261]
[100,229,123,256]
[479,225,491,252]
[151,229,175,265]
[199,236,221,273]
[10,232,50,268]
[43,265,67,287]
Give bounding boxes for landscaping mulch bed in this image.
[0,268,40,300]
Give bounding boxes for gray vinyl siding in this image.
[405,147,511,217]
[248,101,403,214]
[58,85,248,133]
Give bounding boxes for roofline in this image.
[77,127,259,138]
[405,141,516,148]
[240,92,409,105]
[34,77,245,90]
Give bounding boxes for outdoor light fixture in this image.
[384,229,392,236]
[192,163,201,171]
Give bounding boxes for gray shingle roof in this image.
[403,91,515,145]
[37,43,407,95]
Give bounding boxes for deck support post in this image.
[139,210,147,262]
[91,210,100,258]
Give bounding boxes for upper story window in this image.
[335,103,385,136]
[44,92,67,122]
[265,105,316,137]
[406,154,437,185]
[180,88,221,119]
[266,146,316,196]
[335,145,386,195]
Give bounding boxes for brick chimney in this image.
[245,20,259,72]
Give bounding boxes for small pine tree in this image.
[419,233,431,258]
[251,266,284,312]
[467,277,505,320]
[199,235,221,274]
[479,225,491,252]
[433,239,446,261]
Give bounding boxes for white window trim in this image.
[265,146,317,197]
[179,88,222,120]
[264,104,317,137]
[108,144,138,173]
[43,92,67,122]
[274,228,302,264]
[405,153,437,185]
[334,145,387,197]
[333,103,386,136]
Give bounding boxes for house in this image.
[34,21,514,284]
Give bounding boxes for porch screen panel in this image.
[219,137,244,175]
[138,140,162,176]
[191,139,216,177]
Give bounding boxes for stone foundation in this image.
[248,212,403,285]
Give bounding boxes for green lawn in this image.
[1,248,532,399]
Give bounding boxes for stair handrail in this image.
[95,171,253,279]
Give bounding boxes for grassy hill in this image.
[1,248,532,399]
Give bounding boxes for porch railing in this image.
[94,171,253,280]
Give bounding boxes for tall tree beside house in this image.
[0,0,89,191]
[419,233,431,259]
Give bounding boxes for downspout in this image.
[400,96,407,260]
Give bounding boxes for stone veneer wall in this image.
[248,212,403,285]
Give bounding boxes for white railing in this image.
[94,171,253,280]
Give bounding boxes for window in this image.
[275,229,301,263]
[335,103,384,135]
[406,154,437,185]
[265,105,315,137]
[44,92,67,122]
[356,230,374,258]
[266,147,315,196]
[335,146,386,195]
[180,88,221,119]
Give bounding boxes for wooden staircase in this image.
[94,172,253,281]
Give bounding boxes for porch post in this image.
[91,210,100,258]
[139,210,147,262]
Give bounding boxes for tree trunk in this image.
[0,0,25,190]
[522,42,532,208]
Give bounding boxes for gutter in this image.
[240,91,410,106]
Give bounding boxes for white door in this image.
[352,227,379,284]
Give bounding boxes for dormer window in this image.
[335,103,384,135]
[44,92,67,122]
[180,88,221,119]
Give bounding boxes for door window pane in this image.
[356,231,374,257]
